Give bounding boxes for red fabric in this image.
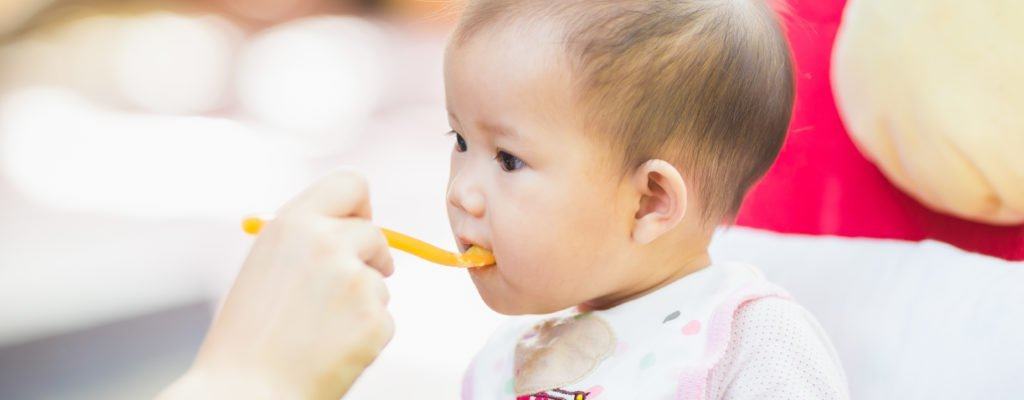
[735,0,1024,260]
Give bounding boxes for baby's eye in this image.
[452,131,467,152]
[496,150,525,172]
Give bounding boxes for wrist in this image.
[158,365,304,400]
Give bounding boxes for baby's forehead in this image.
[448,15,571,69]
[446,22,580,106]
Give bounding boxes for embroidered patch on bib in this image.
[514,313,616,395]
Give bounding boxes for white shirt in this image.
[461,263,849,400]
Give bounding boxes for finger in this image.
[325,257,391,308]
[346,303,394,367]
[353,271,395,349]
[369,310,395,350]
[355,266,391,307]
[334,219,395,277]
[281,170,372,219]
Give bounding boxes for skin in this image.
[159,171,395,400]
[445,25,714,315]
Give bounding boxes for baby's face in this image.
[444,28,637,314]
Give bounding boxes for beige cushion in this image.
[831,0,1024,225]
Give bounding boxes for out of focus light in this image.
[237,16,385,152]
[114,13,241,114]
[0,0,57,35]
[0,87,311,219]
[0,14,125,96]
[216,0,319,22]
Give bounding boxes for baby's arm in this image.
[707,298,850,400]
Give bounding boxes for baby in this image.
[443,1,848,399]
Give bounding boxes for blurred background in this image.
[0,0,498,398]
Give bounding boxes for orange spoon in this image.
[241,214,495,268]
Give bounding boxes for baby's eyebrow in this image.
[447,111,462,126]
[448,111,526,143]
[480,121,521,141]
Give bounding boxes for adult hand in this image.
[159,171,395,400]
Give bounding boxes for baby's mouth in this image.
[456,236,496,267]
[456,235,480,252]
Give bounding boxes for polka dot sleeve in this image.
[706,297,850,400]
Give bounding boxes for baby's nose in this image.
[447,175,485,218]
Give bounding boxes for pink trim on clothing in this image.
[675,283,792,400]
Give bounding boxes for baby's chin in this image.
[468,267,577,315]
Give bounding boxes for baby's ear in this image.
[630,159,688,244]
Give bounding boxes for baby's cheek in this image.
[490,197,595,305]
[499,245,547,284]
[499,245,563,295]
[516,252,592,305]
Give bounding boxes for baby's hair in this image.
[451,0,795,224]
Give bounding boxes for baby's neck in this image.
[578,247,712,312]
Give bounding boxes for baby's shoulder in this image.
[736,296,815,324]
[730,296,830,343]
[706,297,850,399]
[738,298,839,350]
